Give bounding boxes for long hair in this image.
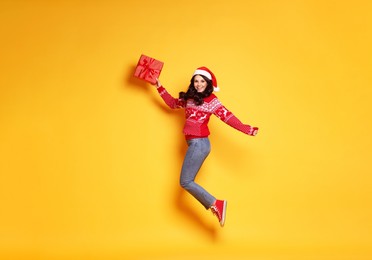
[179,75,214,105]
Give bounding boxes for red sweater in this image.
[157,86,255,139]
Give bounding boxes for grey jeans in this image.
[180,138,216,209]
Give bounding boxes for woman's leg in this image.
[179,138,216,209]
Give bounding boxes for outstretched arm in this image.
[153,78,185,109]
[225,114,259,136]
[214,105,259,136]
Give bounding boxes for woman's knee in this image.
[180,179,192,190]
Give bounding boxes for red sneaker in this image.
[210,200,227,227]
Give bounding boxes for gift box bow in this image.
[135,55,163,82]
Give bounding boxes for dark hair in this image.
[179,75,214,105]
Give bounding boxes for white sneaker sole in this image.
[220,200,227,227]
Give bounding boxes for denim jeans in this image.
[180,138,216,209]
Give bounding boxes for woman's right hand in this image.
[155,78,161,88]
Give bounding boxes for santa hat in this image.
[193,66,220,92]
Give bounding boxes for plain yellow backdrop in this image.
[1,0,371,259]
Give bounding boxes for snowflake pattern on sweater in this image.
[157,86,255,138]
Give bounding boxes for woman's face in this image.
[193,75,207,93]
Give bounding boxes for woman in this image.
[153,66,258,227]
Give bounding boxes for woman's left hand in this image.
[249,127,259,136]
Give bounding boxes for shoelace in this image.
[210,205,221,219]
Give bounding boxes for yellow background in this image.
[1,0,371,259]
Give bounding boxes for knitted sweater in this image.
[157,86,255,139]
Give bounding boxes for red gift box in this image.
[134,54,164,84]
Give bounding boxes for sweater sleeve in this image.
[213,101,258,136]
[225,115,258,136]
[156,86,185,109]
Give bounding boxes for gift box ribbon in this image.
[137,57,161,80]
